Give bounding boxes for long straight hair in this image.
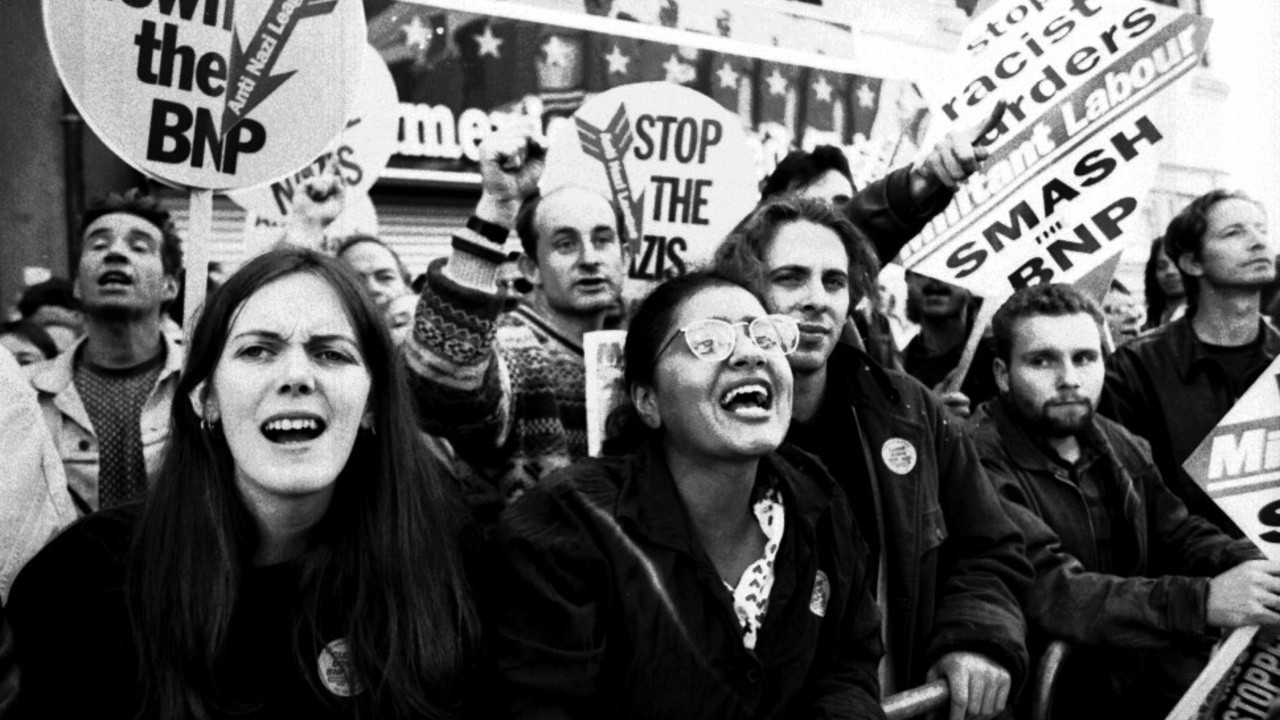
[126,248,479,719]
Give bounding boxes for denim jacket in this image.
[0,348,76,600]
[28,333,183,514]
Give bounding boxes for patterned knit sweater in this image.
[404,254,586,504]
[403,166,947,506]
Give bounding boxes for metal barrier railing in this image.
[883,679,949,720]
[1032,641,1071,720]
[881,641,1074,720]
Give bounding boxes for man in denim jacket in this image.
[28,190,184,514]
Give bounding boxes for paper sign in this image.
[1183,355,1280,557]
[540,83,757,299]
[1165,626,1268,720]
[1168,357,1280,719]
[45,0,366,190]
[899,0,1211,296]
[226,44,397,219]
[242,191,379,257]
[584,330,628,457]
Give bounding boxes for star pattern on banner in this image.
[604,44,631,75]
[857,82,876,108]
[542,35,571,68]
[475,24,503,58]
[766,67,789,97]
[403,16,430,53]
[812,74,833,103]
[662,53,695,84]
[716,60,740,89]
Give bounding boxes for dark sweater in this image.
[8,506,362,719]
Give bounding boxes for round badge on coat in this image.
[318,638,364,697]
[881,438,918,475]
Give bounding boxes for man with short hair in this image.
[29,190,184,514]
[1102,189,1279,536]
[403,129,628,511]
[714,196,1031,720]
[404,125,982,515]
[762,146,906,370]
[970,283,1277,719]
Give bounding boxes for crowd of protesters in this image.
[0,116,1277,720]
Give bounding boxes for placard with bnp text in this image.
[899,0,1211,296]
[45,0,366,190]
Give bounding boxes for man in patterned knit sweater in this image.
[29,191,183,515]
[403,126,980,518]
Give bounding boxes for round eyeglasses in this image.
[656,315,800,363]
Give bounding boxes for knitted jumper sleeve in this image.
[403,230,514,454]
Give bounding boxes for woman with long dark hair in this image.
[7,248,480,719]
[493,271,884,719]
[1143,236,1187,330]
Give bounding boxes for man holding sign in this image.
[1103,190,1280,537]
[971,283,1278,719]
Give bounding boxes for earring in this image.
[201,411,220,432]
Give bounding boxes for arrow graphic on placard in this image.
[221,0,340,138]
[576,104,646,255]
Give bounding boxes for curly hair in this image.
[714,194,880,312]
[991,283,1105,363]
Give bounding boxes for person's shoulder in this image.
[877,363,955,425]
[831,343,932,404]
[773,443,836,490]
[499,303,582,357]
[1091,414,1153,463]
[159,328,186,375]
[966,400,1002,444]
[542,456,626,498]
[27,505,135,567]
[9,504,137,604]
[1117,317,1184,359]
[25,344,77,396]
[502,457,626,528]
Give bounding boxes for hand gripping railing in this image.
[881,641,1072,720]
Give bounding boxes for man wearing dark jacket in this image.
[716,196,1031,720]
[1102,190,1280,536]
[971,283,1279,719]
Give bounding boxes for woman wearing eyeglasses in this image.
[490,271,885,720]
